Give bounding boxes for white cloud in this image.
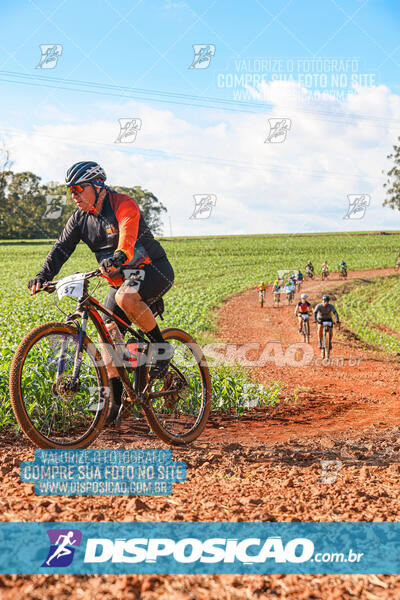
[3,80,400,235]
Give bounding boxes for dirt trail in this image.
[1,267,400,599]
[215,266,400,444]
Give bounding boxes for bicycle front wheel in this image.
[9,323,110,448]
[143,328,211,445]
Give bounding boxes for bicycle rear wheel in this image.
[322,327,330,360]
[142,328,211,445]
[9,323,110,448]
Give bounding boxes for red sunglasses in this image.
[68,184,87,194]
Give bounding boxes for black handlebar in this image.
[41,269,101,293]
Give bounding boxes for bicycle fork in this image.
[71,311,88,389]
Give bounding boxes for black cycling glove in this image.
[27,275,47,290]
[100,250,127,272]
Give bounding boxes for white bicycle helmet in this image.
[65,161,106,186]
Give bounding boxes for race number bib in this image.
[56,273,85,300]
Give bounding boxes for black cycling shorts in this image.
[104,256,174,331]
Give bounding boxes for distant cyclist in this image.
[339,259,347,277]
[272,280,281,304]
[321,260,329,274]
[297,270,304,290]
[272,279,280,290]
[256,281,267,306]
[283,280,295,302]
[305,260,314,277]
[396,252,400,270]
[313,295,340,349]
[294,293,311,335]
[256,281,267,293]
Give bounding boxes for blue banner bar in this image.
[0,522,399,574]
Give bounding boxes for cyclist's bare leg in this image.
[116,287,155,331]
[317,323,323,345]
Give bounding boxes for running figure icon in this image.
[45,531,77,566]
[41,529,82,568]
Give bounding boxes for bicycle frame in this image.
[45,272,181,407]
[64,284,146,404]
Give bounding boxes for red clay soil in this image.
[1,267,400,599]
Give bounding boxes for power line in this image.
[1,70,400,129]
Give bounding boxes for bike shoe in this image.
[149,343,175,379]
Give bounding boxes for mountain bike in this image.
[339,267,347,279]
[320,321,333,359]
[321,268,329,281]
[9,269,211,449]
[300,313,310,343]
[273,291,280,306]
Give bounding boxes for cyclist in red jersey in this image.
[28,161,174,421]
[294,293,311,335]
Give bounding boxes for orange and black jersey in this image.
[37,189,166,285]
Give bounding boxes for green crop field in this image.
[1,232,400,430]
[336,274,400,354]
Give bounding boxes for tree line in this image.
[0,155,167,240]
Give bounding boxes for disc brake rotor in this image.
[161,371,187,410]
[52,374,81,400]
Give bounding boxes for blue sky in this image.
[1,0,400,234]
